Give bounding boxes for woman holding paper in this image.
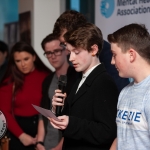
[0,41,50,150]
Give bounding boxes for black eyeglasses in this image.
[43,48,65,58]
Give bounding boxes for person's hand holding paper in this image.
[32,104,61,122]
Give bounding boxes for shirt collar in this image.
[82,63,100,78]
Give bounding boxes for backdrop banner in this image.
[95,0,150,40]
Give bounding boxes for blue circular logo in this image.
[100,0,115,18]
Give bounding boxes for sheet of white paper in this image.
[32,104,61,121]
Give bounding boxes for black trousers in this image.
[9,115,38,150]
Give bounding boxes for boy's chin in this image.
[119,72,128,78]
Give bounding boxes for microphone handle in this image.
[56,85,65,116]
[56,98,63,116]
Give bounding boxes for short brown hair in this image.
[53,10,87,38]
[107,23,150,63]
[41,33,58,50]
[64,23,103,57]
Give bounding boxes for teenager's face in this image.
[0,51,7,66]
[44,40,67,70]
[111,43,129,78]
[66,43,93,73]
[14,51,35,74]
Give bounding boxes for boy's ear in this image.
[128,48,136,62]
[91,44,98,56]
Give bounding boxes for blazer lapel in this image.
[71,83,87,105]
[66,77,81,105]
[70,64,106,106]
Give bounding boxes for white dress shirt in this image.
[76,63,100,93]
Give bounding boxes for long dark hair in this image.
[0,41,51,94]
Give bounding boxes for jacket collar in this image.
[70,63,106,105]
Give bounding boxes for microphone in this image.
[56,75,67,116]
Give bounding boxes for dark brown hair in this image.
[53,10,87,38]
[64,23,103,57]
[41,33,58,50]
[1,41,51,94]
[107,23,150,63]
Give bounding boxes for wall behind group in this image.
[0,0,18,41]
[0,0,66,71]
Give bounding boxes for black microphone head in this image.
[58,75,67,86]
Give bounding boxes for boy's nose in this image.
[111,57,115,65]
[69,52,74,62]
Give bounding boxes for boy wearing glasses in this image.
[36,33,79,150]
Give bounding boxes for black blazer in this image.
[41,66,81,133]
[62,64,119,150]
